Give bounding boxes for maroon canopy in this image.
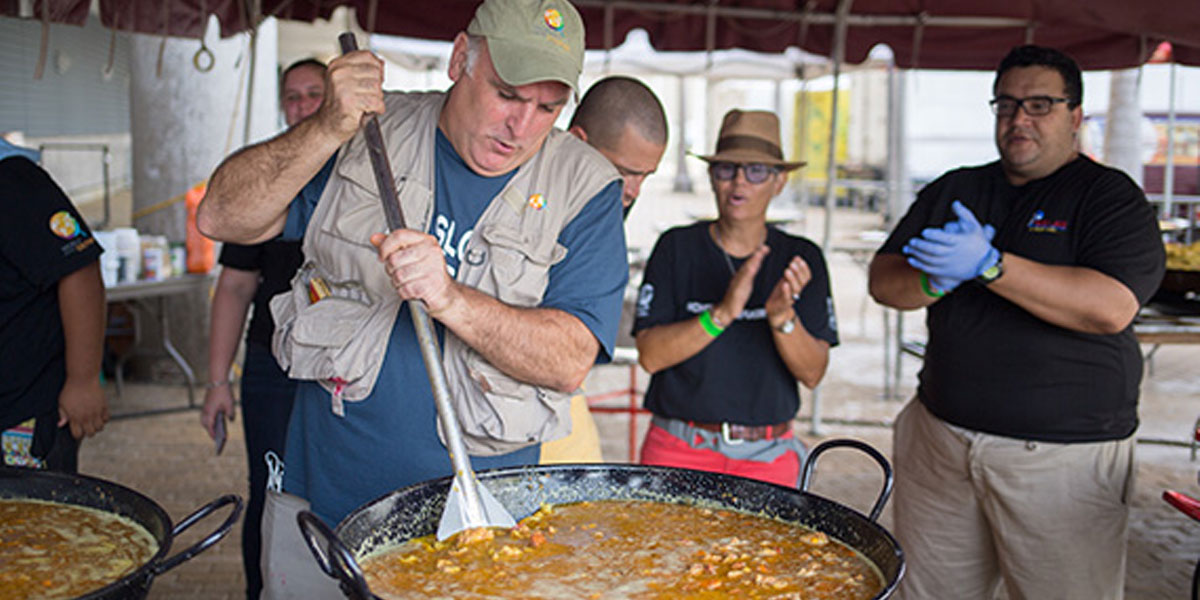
[7,0,1200,69]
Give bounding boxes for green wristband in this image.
[919,272,945,298]
[699,310,725,337]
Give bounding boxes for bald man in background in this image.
[570,76,668,218]
[541,75,668,463]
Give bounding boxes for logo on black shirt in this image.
[1027,210,1068,233]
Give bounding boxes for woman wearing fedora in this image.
[631,109,838,487]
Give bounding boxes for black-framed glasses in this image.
[709,162,779,184]
[989,95,1071,117]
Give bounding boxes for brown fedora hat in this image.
[697,109,805,171]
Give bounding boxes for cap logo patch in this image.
[543,8,564,31]
[527,193,546,210]
[49,211,80,239]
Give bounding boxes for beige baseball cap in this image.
[466,0,585,95]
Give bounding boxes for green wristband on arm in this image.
[919,272,945,298]
[699,310,725,337]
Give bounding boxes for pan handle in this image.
[297,510,373,600]
[155,494,244,574]
[799,438,893,522]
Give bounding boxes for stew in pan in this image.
[0,498,159,599]
[360,499,883,599]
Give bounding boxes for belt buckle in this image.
[720,422,744,445]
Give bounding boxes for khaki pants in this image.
[539,394,603,464]
[892,399,1134,600]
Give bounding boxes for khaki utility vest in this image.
[271,91,621,455]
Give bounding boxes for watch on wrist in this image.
[975,253,1004,284]
[775,315,797,334]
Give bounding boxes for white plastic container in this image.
[93,230,120,287]
[112,227,141,284]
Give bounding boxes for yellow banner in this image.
[793,89,850,181]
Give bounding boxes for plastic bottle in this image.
[113,227,141,283]
[93,231,120,287]
[141,235,169,281]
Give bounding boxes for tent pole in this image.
[242,28,257,146]
[673,75,693,192]
[821,0,853,253]
[811,0,852,437]
[1164,60,1177,223]
[882,57,897,401]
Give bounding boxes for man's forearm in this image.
[987,253,1141,334]
[869,253,940,310]
[197,118,342,244]
[58,262,106,383]
[432,285,600,393]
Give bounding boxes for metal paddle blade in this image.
[436,472,516,541]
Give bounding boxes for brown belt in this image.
[687,421,791,441]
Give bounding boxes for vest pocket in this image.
[476,224,567,307]
[455,347,571,449]
[271,263,378,390]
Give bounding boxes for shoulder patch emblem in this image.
[49,211,80,239]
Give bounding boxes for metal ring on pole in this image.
[193,0,214,72]
[193,44,215,72]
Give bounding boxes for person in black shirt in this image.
[869,46,1165,599]
[198,58,325,600]
[632,109,837,488]
[0,143,108,472]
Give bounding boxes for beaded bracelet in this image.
[205,380,232,390]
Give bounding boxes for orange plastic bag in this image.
[185,182,215,273]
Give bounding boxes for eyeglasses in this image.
[709,162,779,184]
[989,95,1071,117]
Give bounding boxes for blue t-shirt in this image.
[284,130,626,525]
[281,154,337,241]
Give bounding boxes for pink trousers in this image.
[638,423,801,488]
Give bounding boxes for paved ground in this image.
[78,186,1200,598]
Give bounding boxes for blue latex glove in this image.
[926,220,965,293]
[903,200,999,286]
[923,219,997,293]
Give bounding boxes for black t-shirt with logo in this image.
[879,156,1165,442]
[633,222,839,425]
[218,239,304,349]
[0,157,103,429]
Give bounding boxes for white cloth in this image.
[260,488,344,599]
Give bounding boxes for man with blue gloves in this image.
[868,45,1164,599]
